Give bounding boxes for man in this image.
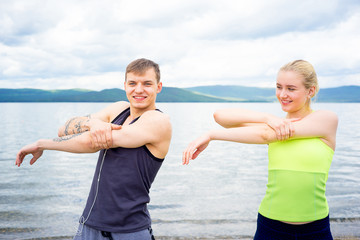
[16,58,172,240]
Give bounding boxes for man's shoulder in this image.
[112,101,130,111]
[142,109,171,123]
[106,101,130,121]
[140,110,172,135]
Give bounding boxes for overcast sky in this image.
[1,0,359,90]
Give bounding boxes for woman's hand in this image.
[182,133,211,165]
[266,116,300,141]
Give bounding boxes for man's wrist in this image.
[36,139,45,151]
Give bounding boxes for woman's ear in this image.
[308,86,316,98]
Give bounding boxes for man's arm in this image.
[57,101,129,149]
[16,109,172,166]
[16,132,100,167]
[58,101,129,137]
[57,115,91,137]
[110,110,172,158]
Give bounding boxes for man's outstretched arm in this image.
[16,131,101,167]
[16,109,171,166]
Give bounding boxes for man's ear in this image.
[156,82,163,94]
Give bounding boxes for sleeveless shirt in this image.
[81,107,164,233]
[259,138,334,222]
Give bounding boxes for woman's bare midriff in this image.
[281,221,313,225]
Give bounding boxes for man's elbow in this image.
[58,126,65,137]
[81,134,101,153]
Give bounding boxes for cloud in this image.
[0,0,359,90]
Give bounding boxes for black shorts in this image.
[254,213,333,240]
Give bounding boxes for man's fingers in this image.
[16,152,24,167]
[30,156,37,165]
[111,124,122,130]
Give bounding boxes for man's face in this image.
[124,68,162,111]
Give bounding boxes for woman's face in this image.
[276,70,313,116]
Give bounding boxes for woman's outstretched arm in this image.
[182,124,276,165]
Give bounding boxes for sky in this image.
[1,0,360,90]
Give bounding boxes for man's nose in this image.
[135,83,143,92]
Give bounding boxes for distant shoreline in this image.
[1,85,359,103]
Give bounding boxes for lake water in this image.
[0,102,359,239]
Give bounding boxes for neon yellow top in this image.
[258,138,334,222]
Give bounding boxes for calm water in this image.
[0,102,359,239]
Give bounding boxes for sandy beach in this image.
[19,236,360,240]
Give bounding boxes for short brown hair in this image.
[125,58,160,82]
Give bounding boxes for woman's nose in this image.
[280,89,287,98]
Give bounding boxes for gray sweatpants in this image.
[73,223,153,240]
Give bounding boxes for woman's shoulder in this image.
[311,109,338,122]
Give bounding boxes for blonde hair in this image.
[279,60,319,98]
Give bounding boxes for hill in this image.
[0,85,359,102]
[186,85,276,101]
[186,85,360,102]
[316,86,360,102]
[0,87,227,102]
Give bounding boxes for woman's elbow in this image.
[260,126,276,144]
[213,110,228,127]
[213,111,220,123]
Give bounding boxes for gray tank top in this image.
[80,107,164,233]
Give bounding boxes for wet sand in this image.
[13,236,360,240]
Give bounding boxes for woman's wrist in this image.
[207,131,215,141]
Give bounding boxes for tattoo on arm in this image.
[53,132,84,142]
[64,114,91,135]
[64,117,76,135]
[74,120,83,134]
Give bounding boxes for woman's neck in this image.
[286,105,312,119]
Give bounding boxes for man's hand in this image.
[16,142,43,167]
[88,119,122,149]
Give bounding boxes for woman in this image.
[182,60,338,239]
